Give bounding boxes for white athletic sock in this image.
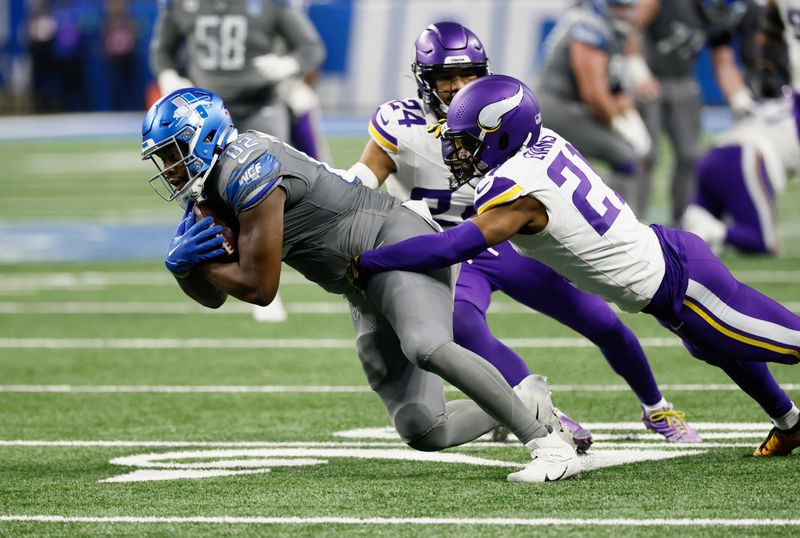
[642,398,669,416]
[772,404,800,430]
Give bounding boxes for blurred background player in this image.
[683,94,799,255]
[536,0,652,217]
[350,21,699,445]
[683,0,800,254]
[149,0,326,322]
[627,0,755,224]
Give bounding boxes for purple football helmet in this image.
[440,74,542,188]
[412,22,490,118]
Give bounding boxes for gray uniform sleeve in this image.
[275,6,326,75]
[149,1,184,75]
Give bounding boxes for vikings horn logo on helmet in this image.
[477,85,524,133]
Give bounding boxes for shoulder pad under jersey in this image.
[218,147,283,215]
[571,11,611,51]
[473,174,524,216]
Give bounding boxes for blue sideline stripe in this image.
[0,113,372,141]
[0,223,174,263]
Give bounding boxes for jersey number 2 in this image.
[546,143,624,236]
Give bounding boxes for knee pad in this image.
[394,402,439,447]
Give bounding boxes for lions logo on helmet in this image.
[142,88,238,207]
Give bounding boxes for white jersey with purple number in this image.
[368,97,476,227]
[777,0,800,91]
[473,128,665,313]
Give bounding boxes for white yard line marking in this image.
[0,272,310,293]
[0,337,685,349]
[0,515,798,527]
[1,384,799,394]
[2,301,799,315]
[1,268,800,294]
[0,431,767,448]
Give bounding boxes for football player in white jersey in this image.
[682,95,800,254]
[681,1,799,255]
[349,22,700,446]
[351,75,800,457]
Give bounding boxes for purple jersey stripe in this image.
[369,108,398,151]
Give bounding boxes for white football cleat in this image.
[681,204,726,255]
[512,375,575,448]
[251,293,288,323]
[507,431,581,483]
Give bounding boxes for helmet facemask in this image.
[441,126,488,190]
[141,88,237,208]
[143,125,217,207]
[414,62,489,118]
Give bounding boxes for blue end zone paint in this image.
[0,222,174,263]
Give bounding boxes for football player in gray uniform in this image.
[627,0,755,223]
[140,88,582,483]
[536,0,651,218]
[150,0,326,322]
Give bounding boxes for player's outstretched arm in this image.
[352,196,545,286]
[349,140,396,189]
[200,188,286,307]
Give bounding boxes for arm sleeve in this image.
[358,221,488,274]
[221,153,285,215]
[275,6,326,75]
[149,1,183,75]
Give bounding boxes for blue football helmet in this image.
[440,74,542,188]
[141,88,238,206]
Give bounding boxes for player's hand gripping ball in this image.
[192,198,239,263]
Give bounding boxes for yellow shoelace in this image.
[648,409,689,432]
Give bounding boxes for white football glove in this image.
[611,109,652,159]
[157,69,193,95]
[730,88,755,120]
[252,53,301,83]
[278,78,319,115]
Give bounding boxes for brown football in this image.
[192,197,239,263]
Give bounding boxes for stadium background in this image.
[0,0,729,116]
[1,1,799,534]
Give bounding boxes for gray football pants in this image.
[537,92,645,217]
[637,75,702,224]
[346,207,548,451]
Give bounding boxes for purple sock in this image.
[453,299,530,386]
[590,318,663,406]
[495,248,664,406]
[290,113,319,159]
[705,358,793,418]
